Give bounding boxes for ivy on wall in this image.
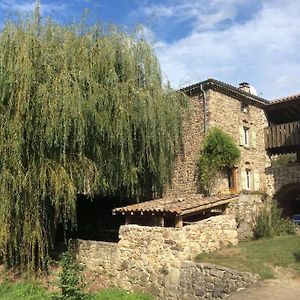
[197,127,240,195]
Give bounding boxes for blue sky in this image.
[0,0,300,100]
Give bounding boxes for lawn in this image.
[0,282,153,300]
[196,235,300,279]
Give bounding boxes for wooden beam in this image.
[179,197,238,217]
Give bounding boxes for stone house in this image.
[113,78,300,236]
[75,78,300,299]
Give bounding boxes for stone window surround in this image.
[243,126,250,147]
[245,168,252,190]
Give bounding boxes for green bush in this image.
[254,202,297,239]
[197,127,240,194]
[271,153,297,167]
[54,251,88,300]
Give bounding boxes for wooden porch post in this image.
[125,214,133,225]
[175,216,183,228]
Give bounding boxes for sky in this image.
[0,0,299,100]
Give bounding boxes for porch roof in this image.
[112,194,238,217]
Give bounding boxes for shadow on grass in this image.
[293,251,300,262]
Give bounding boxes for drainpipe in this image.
[200,84,208,135]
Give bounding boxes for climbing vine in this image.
[197,127,240,194]
[0,12,187,271]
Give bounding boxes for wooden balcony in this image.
[265,121,300,154]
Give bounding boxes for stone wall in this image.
[266,164,300,196]
[73,240,118,275]
[178,261,258,300]
[75,215,241,298]
[207,90,270,194]
[228,194,265,240]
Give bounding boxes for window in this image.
[241,103,249,113]
[243,127,249,147]
[246,169,251,190]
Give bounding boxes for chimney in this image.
[239,82,250,93]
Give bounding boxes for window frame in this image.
[243,126,250,147]
[245,168,251,190]
[241,103,249,113]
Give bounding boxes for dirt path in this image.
[227,279,300,300]
[228,268,300,300]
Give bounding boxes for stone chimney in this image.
[239,82,250,93]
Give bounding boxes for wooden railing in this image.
[265,121,300,150]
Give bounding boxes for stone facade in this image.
[165,96,204,197]
[207,90,269,194]
[159,87,270,241]
[165,87,270,199]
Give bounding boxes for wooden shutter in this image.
[241,169,247,190]
[239,126,244,145]
[254,169,260,191]
[252,130,257,149]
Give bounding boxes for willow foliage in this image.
[0,16,187,271]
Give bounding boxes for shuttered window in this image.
[239,126,250,147]
[241,169,251,190]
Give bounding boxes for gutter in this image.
[200,84,208,135]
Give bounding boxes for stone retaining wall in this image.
[73,240,117,275]
[177,261,259,300]
[116,215,237,295]
[74,215,253,299]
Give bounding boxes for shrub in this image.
[197,127,240,194]
[254,202,297,239]
[54,251,88,300]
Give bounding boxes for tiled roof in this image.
[180,78,300,108]
[112,194,238,217]
[181,78,269,105]
[269,93,300,105]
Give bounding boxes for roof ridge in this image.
[181,78,269,104]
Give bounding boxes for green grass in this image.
[196,235,300,279]
[0,282,153,300]
[92,289,153,300]
[0,282,52,300]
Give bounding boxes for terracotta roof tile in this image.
[269,93,300,105]
[112,194,238,216]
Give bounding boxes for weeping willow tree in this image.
[0,12,187,271]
